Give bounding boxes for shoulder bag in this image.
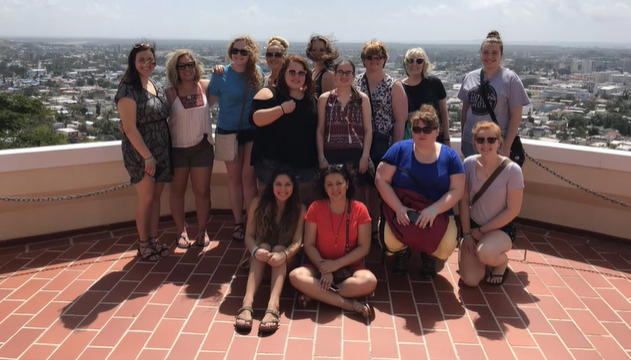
[214,89,248,162]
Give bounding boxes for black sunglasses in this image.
[176,62,195,70]
[287,69,307,77]
[231,48,249,56]
[266,52,283,58]
[412,126,436,134]
[475,137,498,144]
[406,58,425,65]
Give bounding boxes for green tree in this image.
[87,77,96,86]
[0,93,66,149]
[76,78,85,87]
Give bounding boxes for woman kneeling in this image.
[288,165,377,320]
[458,121,524,287]
[234,168,306,333]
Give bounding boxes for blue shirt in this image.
[382,140,464,215]
[208,64,263,131]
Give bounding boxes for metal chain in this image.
[524,150,631,209]
[0,182,132,202]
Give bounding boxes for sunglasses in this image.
[475,137,498,144]
[133,42,154,49]
[176,62,195,70]
[406,58,425,65]
[266,52,283,58]
[287,69,307,77]
[364,55,384,61]
[335,70,353,77]
[412,126,436,134]
[231,48,249,56]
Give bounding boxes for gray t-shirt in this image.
[464,156,524,225]
[457,68,530,144]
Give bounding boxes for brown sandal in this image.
[259,309,280,333]
[234,306,254,331]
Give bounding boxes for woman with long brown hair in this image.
[208,36,264,242]
[250,55,319,205]
[234,168,305,333]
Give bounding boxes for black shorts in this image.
[470,219,517,242]
[216,127,256,146]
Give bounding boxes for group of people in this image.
[115,30,529,334]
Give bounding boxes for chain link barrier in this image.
[523,150,631,209]
[0,182,132,203]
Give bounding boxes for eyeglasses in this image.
[287,69,307,77]
[176,62,195,70]
[133,42,154,49]
[412,126,436,134]
[266,52,283,58]
[475,137,498,144]
[406,58,425,65]
[364,55,384,61]
[231,48,249,56]
[335,70,353,77]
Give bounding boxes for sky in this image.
[1,0,630,45]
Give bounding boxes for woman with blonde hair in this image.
[306,35,338,98]
[402,47,450,146]
[208,36,264,241]
[458,121,524,286]
[164,49,213,248]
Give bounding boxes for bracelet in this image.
[279,105,285,115]
[463,234,472,239]
[428,205,438,215]
[282,250,288,258]
[144,156,155,164]
[319,158,327,164]
[251,246,260,257]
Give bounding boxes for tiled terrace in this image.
[1,217,631,360]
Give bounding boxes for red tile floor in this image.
[1,216,631,360]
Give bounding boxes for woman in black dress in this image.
[115,42,173,261]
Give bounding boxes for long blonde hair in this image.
[227,36,263,91]
[165,49,204,87]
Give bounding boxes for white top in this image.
[169,87,213,148]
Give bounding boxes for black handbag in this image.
[479,70,525,167]
[364,76,391,165]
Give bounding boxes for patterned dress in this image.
[115,79,173,184]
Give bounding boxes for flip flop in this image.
[485,267,510,286]
[176,234,191,249]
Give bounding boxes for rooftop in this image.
[1,138,631,360]
[1,219,631,360]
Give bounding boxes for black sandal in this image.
[232,222,245,241]
[234,306,254,331]
[137,240,162,261]
[150,237,170,257]
[176,233,191,249]
[485,266,510,286]
[259,309,280,333]
[196,231,210,248]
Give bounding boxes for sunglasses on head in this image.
[231,48,249,56]
[287,69,307,77]
[133,42,154,49]
[406,58,425,65]
[266,52,283,58]
[412,126,436,134]
[475,137,498,144]
[364,55,384,61]
[176,62,195,70]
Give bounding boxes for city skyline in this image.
[1,0,630,46]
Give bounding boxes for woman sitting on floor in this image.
[458,121,524,286]
[288,164,376,320]
[234,167,306,333]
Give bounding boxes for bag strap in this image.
[397,167,429,198]
[471,158,509,206]
[237,85,248,131]
[344,199,352,254]
[479,69,499,126]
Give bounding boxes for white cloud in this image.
[409,4,449,15]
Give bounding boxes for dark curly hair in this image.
[254,167,302,247]
[314,164,357,200]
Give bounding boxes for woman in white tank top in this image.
[165,49,214,249]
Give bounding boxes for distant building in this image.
[543,86,590,101]
[27,69,47,77]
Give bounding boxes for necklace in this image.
[328,200,347,248]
